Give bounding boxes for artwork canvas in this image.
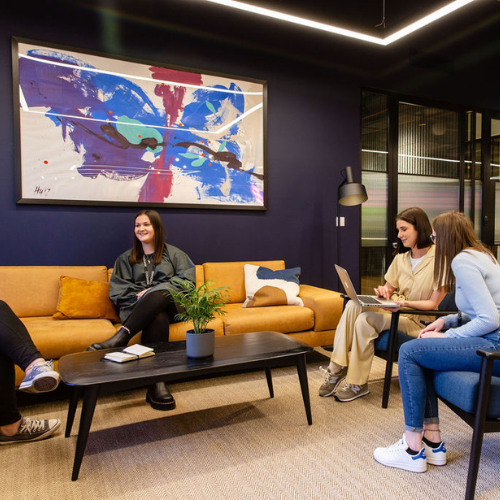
[13,38,267,209]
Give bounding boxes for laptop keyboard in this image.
[358,295,382,305]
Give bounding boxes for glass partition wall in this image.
[360,90,499,293]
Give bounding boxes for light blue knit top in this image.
[443,249,500,340]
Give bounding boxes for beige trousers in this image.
[330,300,422,385]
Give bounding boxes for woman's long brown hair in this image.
[130,209,165,265]
[433,211,495,293]
[392,207,434,255]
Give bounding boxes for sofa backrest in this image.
[202,261,285,304]
[0,266,109,317]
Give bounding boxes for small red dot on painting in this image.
[208,163,212,166]
[138,135,142,138]
[179,123,183,127]
[44,160,48,164]
[108,110,113,114]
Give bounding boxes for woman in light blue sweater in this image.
[374,211,500,473]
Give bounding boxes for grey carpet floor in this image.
[2,348,499,499]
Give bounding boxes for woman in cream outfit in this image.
[319,207,445,402]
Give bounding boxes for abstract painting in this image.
[13,38,266,209]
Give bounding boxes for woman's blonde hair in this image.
[433,211,495,292]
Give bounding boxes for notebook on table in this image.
[335,265,399,308]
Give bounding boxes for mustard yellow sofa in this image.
[0,261,343,386]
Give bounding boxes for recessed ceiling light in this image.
[203,0,478,46]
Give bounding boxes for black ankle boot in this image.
[86,327,131,351]
[146,382,176,411]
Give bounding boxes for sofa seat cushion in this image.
[433,370,500,418]
[21,317,117,360]
[222,302,314,335]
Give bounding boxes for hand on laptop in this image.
[373,284,395,300]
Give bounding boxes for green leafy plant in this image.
[170,279,229,333]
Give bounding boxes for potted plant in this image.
[170,279,229,358]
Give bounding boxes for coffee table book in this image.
[103,344,155,363]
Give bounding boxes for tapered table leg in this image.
[65,386,82,438]
[265,367,274,398]
[71,385,100,481]
[296,354,312,425]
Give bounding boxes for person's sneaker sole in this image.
[374,448,427,473]
[0,419,61,445]
[19,372,60,394]
[334,386,369,402]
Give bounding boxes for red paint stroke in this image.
[139,67,204,202]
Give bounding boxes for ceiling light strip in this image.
[205,0,385,45]
[204,0,477,46]
[384,0,477,44]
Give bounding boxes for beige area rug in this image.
[2,348,499,500]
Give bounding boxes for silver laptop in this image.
[335,265,399,308]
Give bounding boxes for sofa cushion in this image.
[223,302,314,335]
[0,266,110,317]
[203,261,285,304]
[20,316,118,360]
[242,264,303,308]
[53,276,120,322]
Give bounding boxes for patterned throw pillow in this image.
[242,264,304,308]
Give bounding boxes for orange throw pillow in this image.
[53,276,120,322]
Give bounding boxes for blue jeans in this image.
[398,334,500,432]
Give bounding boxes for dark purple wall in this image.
[0,1,362,290]
[1,1,499,292]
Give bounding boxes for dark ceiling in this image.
[78,0,500,78]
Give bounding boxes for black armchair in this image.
[375,308,457,408]
[434,349,500,499]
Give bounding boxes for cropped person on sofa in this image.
[319,207,445,402]
[374,211,500,472]
[87,209,196,411]
[0,300,61,445]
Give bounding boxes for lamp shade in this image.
[338,166,368,206]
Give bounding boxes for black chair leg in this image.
[382,311,400,408]
[465,357,494,500]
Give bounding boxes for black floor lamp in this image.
[337,166,368,290]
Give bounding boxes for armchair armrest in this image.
[477,349,500,360]
[299,285,344,331]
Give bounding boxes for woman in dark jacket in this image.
[87,209,196,411]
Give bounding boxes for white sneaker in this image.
[424,440,447,466]
[373,434,427,473]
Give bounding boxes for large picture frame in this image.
[12,38,267,210]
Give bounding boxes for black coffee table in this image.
[58,331,313,480]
